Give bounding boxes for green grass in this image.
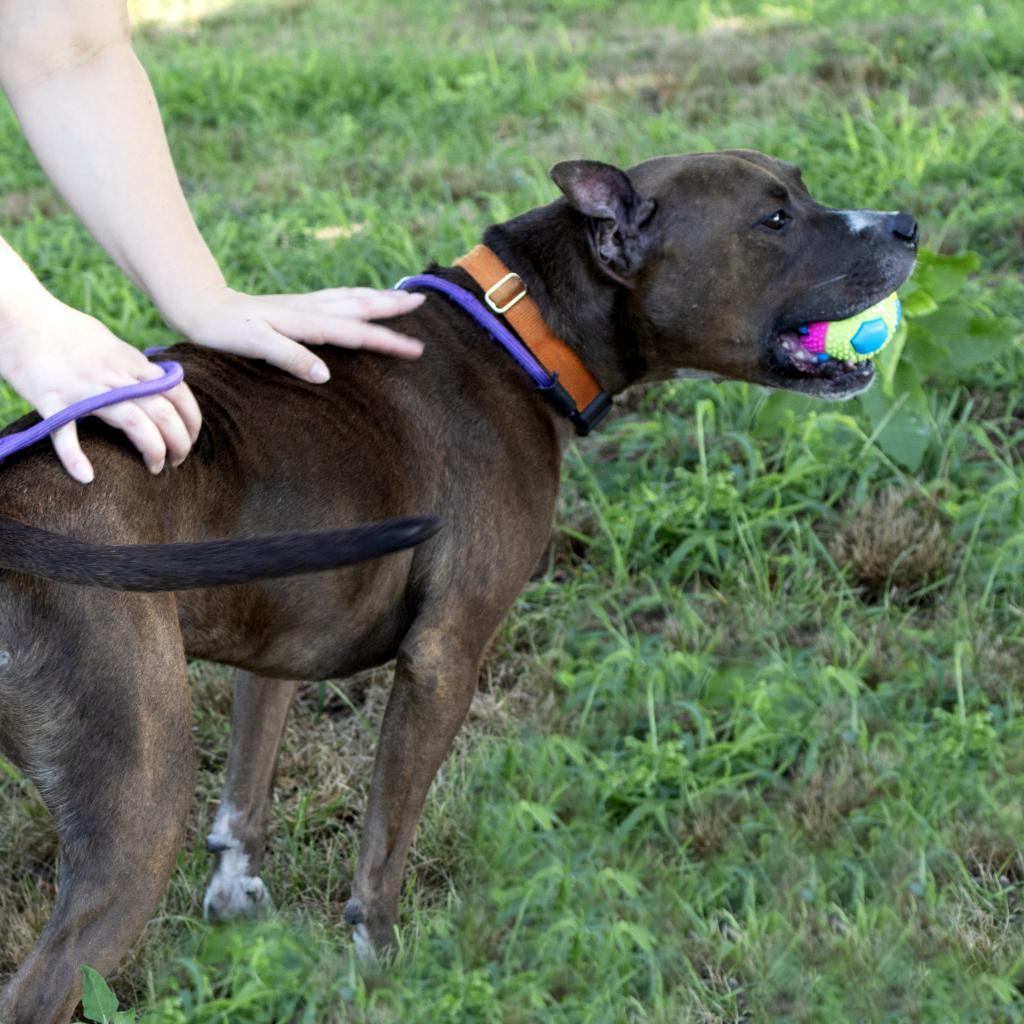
[2,0,1024,1020]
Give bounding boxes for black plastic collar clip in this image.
[570,390,613,436]
[537,375,613,436]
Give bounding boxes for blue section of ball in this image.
[816,352,830,362]
[850,317,889,354]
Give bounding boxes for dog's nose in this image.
[888,212,918,246]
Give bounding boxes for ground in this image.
[0,0,1022,1020]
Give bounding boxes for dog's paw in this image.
[352,922,378,965]
[343,897,380,966]
[343,897,399,967]
[203,845,272,921]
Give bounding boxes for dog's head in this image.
[550,150,918,400]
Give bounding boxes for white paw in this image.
[203,845,272,921]
[352,922,378,965]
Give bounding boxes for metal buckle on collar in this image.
[484,272,527,315]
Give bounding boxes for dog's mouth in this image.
[767,300,883,399]
[774,326,874,386]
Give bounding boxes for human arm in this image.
[0,0,424,385]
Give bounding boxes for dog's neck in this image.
[481,203,648,395]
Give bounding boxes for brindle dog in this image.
[0,151,917,1022]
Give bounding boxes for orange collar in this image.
[455,245,612,435]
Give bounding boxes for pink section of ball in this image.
[801,322,828,354]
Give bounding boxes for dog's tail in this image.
[0,516,440,592]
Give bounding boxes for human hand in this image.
[0,296,202,483]
[169,286,426,383]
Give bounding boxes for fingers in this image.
[246,310,424,384]
[83,376,201,475]
[266,289,427,360]
[36,392,95,484]
[163,381,203,445]
[276,288,425,322]
[247,324,331,383]
[133,359,203,447]
[317,317,425,358]
[49,421,94,485]
[137,393,195,467]
[268,307,425,363]
[95,400,171,475]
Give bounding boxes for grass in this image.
[1,0,1023,1020]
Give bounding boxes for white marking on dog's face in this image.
[202,802,272,920]
[839,209,897,235]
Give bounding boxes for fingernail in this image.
[308,362,330,383]
[149,460,165,476]
[73,462,94,485]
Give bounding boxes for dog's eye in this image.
[761,209,791,230]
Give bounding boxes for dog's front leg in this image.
[203,671,300,921]
[345,627,480,954]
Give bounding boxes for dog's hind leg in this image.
[203,671,299,921]
[344,624,482,954]
[0,591,194,1024]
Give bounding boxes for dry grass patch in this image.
[907,818,1024,979]
[942,873,1024,977]
[783,753,880,847]
[831,487,953,599]
[677,792,753,859]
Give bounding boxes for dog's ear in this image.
[550,160,656,286]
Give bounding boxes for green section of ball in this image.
[824,293,902,362]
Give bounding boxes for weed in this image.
[830,487,952,598]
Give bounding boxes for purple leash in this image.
[0,270,611,463]
[397,274,554,388]
[395,274,611,435]
[0,351,184,464]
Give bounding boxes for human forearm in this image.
[0,234,55,335]
[0,24,225,331]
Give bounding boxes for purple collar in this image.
[395,274,611,435]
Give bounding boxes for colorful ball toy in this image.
[798,293,902,363]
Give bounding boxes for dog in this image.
[0,150,917,1022]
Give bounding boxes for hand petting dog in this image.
[0,0,424,485]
